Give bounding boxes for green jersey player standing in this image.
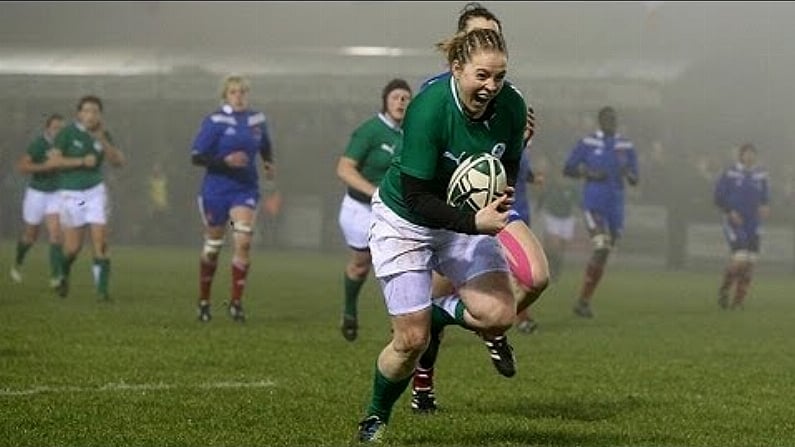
[336,79,412,342]
[356,27,526,442]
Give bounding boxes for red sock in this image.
[231,261,250,302]
[199,257,218,301]
[719,265,738,297]
[580,262,605,301]
[733,264,753,306]
[413,367,434,391]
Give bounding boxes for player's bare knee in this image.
[348,261,370,279]
[231,221,253,253]
[591,246,611,266]
[392,328,429,359]
[473,301,514,333]
[202,238,224,261]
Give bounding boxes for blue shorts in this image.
[582,206,623,241]
[722,220,760,253]
[198,190,260,227]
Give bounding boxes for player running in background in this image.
[537,158,580,282]
[10,113,65,288]
[563,106,638,318]
[191,75,275,323]
[714,143,770,310]
[53,96,125,300]
[336,79,412,341]
[356,28,528,442]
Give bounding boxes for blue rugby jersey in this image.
[714,162,769,228]
[563,130,638,212]
[191,104,272,194]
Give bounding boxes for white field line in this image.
[0,379,276,396]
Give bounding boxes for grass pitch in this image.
[1,243,794,446]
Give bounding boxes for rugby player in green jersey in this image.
[11,114,65,287]
[336,79,412,341]
[51,95,125,300]
[356,27,526,442]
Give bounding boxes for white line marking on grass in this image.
[0,379,276,396]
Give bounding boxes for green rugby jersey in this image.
[541,180,580,218]
[344,113,402,202]
[379,75,526,227]
[25,135,59,192]
[54,122,112,191]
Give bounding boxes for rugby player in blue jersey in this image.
[191,75,274,323]
[714,143,770,310]
[564,106,638,318]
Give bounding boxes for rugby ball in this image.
[446,153,507,212]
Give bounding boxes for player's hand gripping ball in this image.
[446,153,507,212]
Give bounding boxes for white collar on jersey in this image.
[377,112,401,132]
[221,104,234,114]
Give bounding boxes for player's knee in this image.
[732,250,751,263]
[202,238,224,259]
[232,221,254,252]
[392,327,430,359]
[591,247,610,266]
[475,302,514,334]
[349,260,371,278]
[591,233,612,251]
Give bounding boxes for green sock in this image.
[431,304,456,331]
[15,241,32,266]
[452,298,473,330]
[366,365,412,424]
[62,255,76,279]
[93,258,111,297]
[343,274,365,318]
[49,244,64,278]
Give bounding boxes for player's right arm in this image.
[713,169,743,225]
[563,140,607,181]
[16,139,58,174]
[190,115,241,171]
[51,128,97,170]
[337,124,376,199]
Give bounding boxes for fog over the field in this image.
[1,1,793,270]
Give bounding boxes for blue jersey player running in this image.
[564,106,638,318]
[714,143,770,310]
[191,75,275,323]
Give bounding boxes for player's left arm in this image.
[622,144,639,186]
[258,121,275,180]
[759,170,771,220]
[95,126,125,167]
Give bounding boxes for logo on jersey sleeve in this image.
[379,143,395,155]
[491,143,506,158]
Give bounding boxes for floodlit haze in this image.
[0,1,793,268]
